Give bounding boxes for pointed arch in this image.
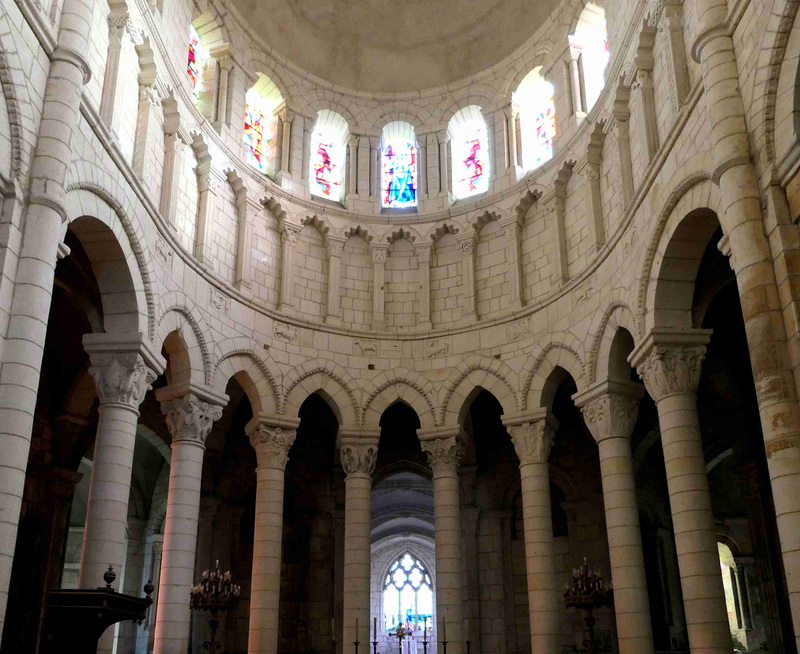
[155,292,214,386]
[522,340,586,410]
[586,299,638,383]
[440,355,520,425]
[212,337,280,415]
[362,370,437,429]
[282,359,360,426]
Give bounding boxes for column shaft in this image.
[433,473,463,654]
[343,473,372,647]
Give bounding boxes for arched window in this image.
[383,553,433,631]
[187,25,206,104]
[448,106,489,200]
[572,4,609,112]
[381,121,418,209]
[514,68,556,171]
[309,110,349,202]
[244,74,284,174]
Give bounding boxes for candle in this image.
[374,617,377,639]
[424,617,427,642]
[356,617,359,639]
[442,617,446,641]
[332,618,335,638]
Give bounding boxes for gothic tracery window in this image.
[381,121,418,209]
[187,25,205,103]
[514,68,556,171]
[383,554,433,631]
[449,106,489,200]
[310,110,349,202]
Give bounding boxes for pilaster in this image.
[326,236,346,324]
[278,222,302,312]
[194,165,220,267]
[370,243,388,329]
[456,233,477,320]
[417,243,432,326]
[499,216,524,310]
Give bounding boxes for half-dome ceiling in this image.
[230,0,556,93]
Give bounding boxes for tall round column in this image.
[340,437,378,650]
[247,419,298,654]
[153,390,226,654]
[421,432,464,654]
[505,415,559,654]
[78,334,163,590]
[631,331,730,654]
[575,381,654,654]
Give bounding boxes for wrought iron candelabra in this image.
[563,557,613,654]
[190,560,241,652]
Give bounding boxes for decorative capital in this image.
[327,237,346,257]
[88,354,157,409]
[629,330,711,402]
[139,83,161,106]
[436,130,450,144]
[421,434,463,477]
[340,440,378,477]
[160,393,223,446]
[247,423,297,469]
[573,381,644,443]
[277,107,295,124]
[281,224,301,246]
[371,245,388,264]
[507,419,554,465]
[458,236,475,254]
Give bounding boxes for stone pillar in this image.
[145,535,164,654]
[630,330,731,653]
[503,412,559,654]
[278,223,301,312]
[302,121,312,183]
[420,431,464,654]
[437,130,451,198]
[694,8,800,642]
[371,243,388,329]
[568,46,586,118]
[500,217,524,311]
[505,105,518,174]
[340,435,378,650]
[235,197,258,290]
[581,158,604,251]
[417,243,432,326]
[417,136,428,199]
[277,108,294,181]
[326,236,345,324]
[213,53,233,131]
[0,0,93,628]
[370,137,381,201]
[612,82,634,207]
[348,134,360,200]
[661,2,690,109]
[632,68,658,163]
[246,416,299,654]
[133,84,162,179]
[543,192,568,285]
[99,13,134,134]
[160,128,186,227]
[573,380,655,654]
[78,333,164,591]
[425,133,439,200]
[457,234,477,320]
[733,563,752,630]
[194,165,218,266]
[152,386,227,654]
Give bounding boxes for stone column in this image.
[99,13,133,134]
[278,223,301,312]
[0,0,94,630]
[612,83,634,207]
[194,165,218,266]
[145,535,164,654]
[348,134,360,200]
[340,435,378,650]
[573,380,655,654]
[132,83,162,179]
[420,431,465,654]
[370,137,381,201]
[504,105,518,173]
[543,192,568,284]
[277,108,294,181]
[568,45,585,117]
[417,136,428,199]
[457,234,477,320]
[417,243,432,326]
[581,158,604,251]
[246,416,299,654]
[694,7,800,642]
[326,236,345,324]
[425,133,439,200]
[78,333,164,591]
[661,2,690,109]
[302,121,312,183]
[503,412,559,654]
[437,130,451,198]
[160,127,186,227]
[371,244,388,330]
[213,53,233,131]
[152,386,227,654]
[235,197,258,290]
[499,217,524,311]
[632,68,658,163]
[630,330,731,653]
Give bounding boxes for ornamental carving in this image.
[281,227,299,246]
[459,239,474,254]
[372,248,387,264]
[421,435,463,476]
[426,338,450,359]
[507,421,553,465]
[580,393,639,443]
[508,317,532,342]
[340,442,378,476]
[161,394,223,446]
[274,321,299,343]
[154,234,173,268]
[139,83,161,107]
[88,354,157,409]
[209,287,230,315]
[355,340,378,356]
[248,425,297,469]
[636,344,706,401]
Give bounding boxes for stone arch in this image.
[0,26,25,181]
[362,370,437,429]
[522,340,586,410]
[262,195,289,223]
[434,88,498,125]
[469,207,508,231]
[63,186,153,336]
[301,214,332,241]
[425,222,460,243]
[155,292,214,385]
[212,337,280,415]
[282,360,360,426]
[342,224,375,243]
[440,355,520,425]
[587,300,638,383]
[304,97,359,134]
[367,105,432,133]
[387,226,420,244]
[500,51,556,100]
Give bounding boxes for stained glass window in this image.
[573,4,609,112]
[309,110,348,202]
[381,121,417,209]
[383,554,433,633]
[449,107,489,200]
[244,88,270,173]
[187,25,204,104]
[515,69,556,171]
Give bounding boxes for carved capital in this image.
[574,381,644,443]
[629,330,711,402]
[421,435,463,477]
[340,441,378,476]
[507,420,554,465]
[161,393,223,446]
[458,237,475,255]
[247,423,297,469]
[327,237,345,257]
[139,83,161,106]
[281,224,301,246]
[88,354,157,409]
[371,245,388,265]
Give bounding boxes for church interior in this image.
[0,0,799,652]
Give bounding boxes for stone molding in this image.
[340,437,379,477]
[573,380,644,443]
[629,329,711,402]
[419,432,463,477]
[159,393,224,447]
